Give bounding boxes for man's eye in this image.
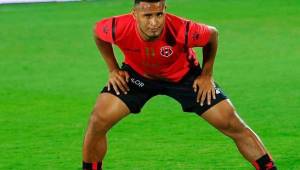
[144,14,151,18]
[157,13,163,17]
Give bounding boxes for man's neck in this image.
[137,26,160,41]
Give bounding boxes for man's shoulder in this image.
[94,13,135,43]
[96,13,134,26]
[166,13,209,27]
[165,13,192,35]
[165,13,190,45]
[94,14,135,43]
[113,13,134,21]
[166,13,189,25]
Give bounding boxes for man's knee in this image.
[218,107,249,139]
[88,109,113,134]
[86,93,130,136]
[224,123,252,140]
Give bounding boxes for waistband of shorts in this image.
[121,63,202,83]
[121,63,153,81]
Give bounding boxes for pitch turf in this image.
[0,0,299,169]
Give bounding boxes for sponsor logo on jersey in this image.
[160,46,173,57]
[124,48,141,52]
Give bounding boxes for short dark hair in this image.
[134,0,165,5]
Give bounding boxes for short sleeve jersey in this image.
[94,13,212,82]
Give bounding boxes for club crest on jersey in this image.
[160,46,173,58]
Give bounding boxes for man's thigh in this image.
[100,64,159,114]
[92,93,131,124]
[164,68,228,115]
[201,99,246,132]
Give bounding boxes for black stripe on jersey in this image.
[184,21,190,51]
[112,17,116,43]
[165,27,176,46]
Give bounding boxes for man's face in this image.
[133,1,166,40]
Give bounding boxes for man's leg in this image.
[82,93,131,170]
[201,99,277,170]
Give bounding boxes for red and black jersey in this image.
[94,13,212,82]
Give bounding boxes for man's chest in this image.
[119,39,184,68]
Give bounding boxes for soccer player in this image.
[82,0,277,169]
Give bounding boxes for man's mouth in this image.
[149,28,159,32]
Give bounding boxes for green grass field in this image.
[1,0,300,169]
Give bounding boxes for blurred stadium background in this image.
[0,0,299,169]
[0,0,79,4]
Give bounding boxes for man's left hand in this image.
[192,75,216,106]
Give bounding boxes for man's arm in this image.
[201,26,218,77]
[94,36,130,95]
[193,26,218,106]
[94,36,119,72]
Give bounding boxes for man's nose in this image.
[149,17,158,26]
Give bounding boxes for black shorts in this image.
[101,64,227,115]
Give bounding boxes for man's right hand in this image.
[107,69,130,95]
